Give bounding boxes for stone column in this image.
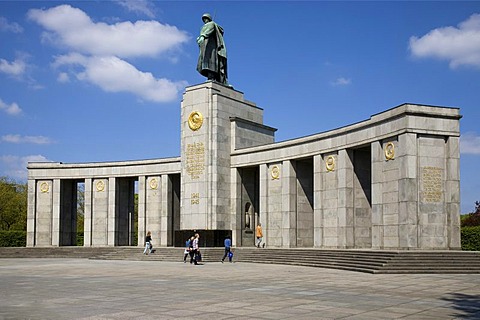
[35,180,53,246]
[321,153,338,248]
[26,179,36,247]
[282,160,296,247]
[446,136,461,249]
[337,149,354,248]
[92,178,108,246]
[160,174,170,246]
[145,176,161,245]
[181,82,266,234]
[418,135,448,249]
[83,178,92,247]
[398,133,418,248]
[259,164,268,246]
[107,177,116,246]
[371,141,384,249]
[313,154,323,247]
[51,179,61,246]
[137,176,146,247]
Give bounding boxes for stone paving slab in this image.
[0,258,479,319]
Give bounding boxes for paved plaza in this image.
[1,258,479,319]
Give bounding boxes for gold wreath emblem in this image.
[149,178,158,190]
[40,182,49,193]
[271,165,280,180]
[326,155,336,172]
[96,180,105,192]
[188,111,203,131]
[385,142,395,160]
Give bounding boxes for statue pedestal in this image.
[179,81,275,245]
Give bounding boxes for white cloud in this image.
[0,98,22,116]
[461,132,480,155]
[0,155,49,181]
[115,0,156,18]
[1,134,53,145]
[331,77,351,86]
[0,58,26,76]
[54,54,186,102]
[27,4,189,58]
[57,72,70,83]
[409,13,480,68]
[0,17,23,33]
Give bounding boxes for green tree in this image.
[462,201,480,227]
[0,177,27,231]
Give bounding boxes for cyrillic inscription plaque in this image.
[422,166,443,203]
[186,142,205,179]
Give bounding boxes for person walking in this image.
[256,223,263,248]
[190,233,200,265]
[221,235,232,263]
[143,231,152,255]
[184,236,194,263]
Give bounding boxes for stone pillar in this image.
[35,180,53,246]
[83,178,92,247]
[321,153,338,248]
[446,136,461,249]
[371,141,384,249]
[380,139,400,249]
[26,179,36,247]
[107,177,116,246]
[181,82,265,233]
[398,133,418,248]
[259,164,268,246]
[418,135,448,249]
[160,174,170,246]
[51,179,61,246]
[337,149,354,248]
[282,160,296,247]
[92,178,108,246]
[145,176,161,244]
[313,154,323,248]
[266,163,282,247]
[137,176,146,247]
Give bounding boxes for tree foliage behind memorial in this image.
[0,177,27,246]
[0,177,27,231]
[461,201,480,251]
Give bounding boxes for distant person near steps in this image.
[221,235,232,263]
[256,223,264,248]
[190,233,200,265]
[184,236,194,263]
[143,231,152,255]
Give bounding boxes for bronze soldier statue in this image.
[196,13,229,85]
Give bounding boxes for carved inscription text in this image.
[186,142,205,179]
[422,166,443,203]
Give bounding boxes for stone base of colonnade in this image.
[1,247,480,274]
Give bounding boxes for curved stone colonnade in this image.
[27,82,461,249]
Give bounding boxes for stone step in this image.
[2,247,480,274]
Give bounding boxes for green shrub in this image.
[461,226,480,251]
[0,231,26,247]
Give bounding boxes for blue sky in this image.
[1,1,479,213]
